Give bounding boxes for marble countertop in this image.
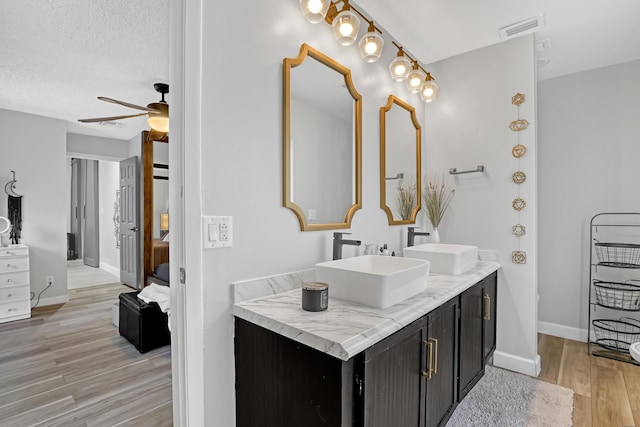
[233,261,500,361]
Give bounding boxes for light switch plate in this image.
[203,216,233,249]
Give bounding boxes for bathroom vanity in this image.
[233,262,499,427]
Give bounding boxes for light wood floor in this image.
[0,283,173,427]
[67,260,120,289]
[538,333,640,427]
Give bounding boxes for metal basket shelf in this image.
[594,240,640,268]
[592,318,640,352]
[594,280,640,311]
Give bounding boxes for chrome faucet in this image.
[407,227,430,247]
[333,232,361,260]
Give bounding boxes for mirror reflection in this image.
[380,95,422,225]
[283,43,362,231]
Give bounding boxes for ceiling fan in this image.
[79,82,169,139]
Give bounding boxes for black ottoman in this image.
[119,291,170,353]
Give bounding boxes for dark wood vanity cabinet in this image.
[235,272,497,427]
[458,272,498,401]
[359,297,458,427]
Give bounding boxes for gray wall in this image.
[425,36,539,373]
[538,59,640,339]
[0,108,68,304]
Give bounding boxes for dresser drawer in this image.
[0,256,29,274]
[0,299,30,319]
[0,271,29,287]
[0,247,29,257]
[0,284,30,303]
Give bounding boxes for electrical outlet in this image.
[46,276,54,286]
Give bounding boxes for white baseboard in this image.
[538,320,588,342]
[493,350,541,377]
[100,262,120,277]
[33,294,69,308]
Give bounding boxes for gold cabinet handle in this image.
[429,338,438,376]
[422,339,434,379]
[484,294,491,320]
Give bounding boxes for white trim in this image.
[493,350,541,377]
[34,294,69,308]
[99,262,120,277]
[538,320,589,342]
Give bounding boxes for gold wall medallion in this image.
[512,251,527,264]
[509,119,529,132]
[512,224,526,237]
[512,171,527,184]
[512,198,526,211]
[512,144,527,158]
[512,93,525,106]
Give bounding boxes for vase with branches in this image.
[395,179,416,221]
[422,175,455,243]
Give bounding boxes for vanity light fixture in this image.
[358,22,384,62]
[389,45,411,81]
[299,0,331,24]
[298,0,439,102]
[330,1,360,46]
[405,61,426,93]
[419,73,439,103]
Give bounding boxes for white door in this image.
[119,156,140,289]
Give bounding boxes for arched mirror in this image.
[283,43,362,231]
[0,216,10,235]
[380,95,422,225]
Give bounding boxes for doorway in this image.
[67,157,121,289]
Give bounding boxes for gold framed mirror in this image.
[380,95,422,225]
[283,43,362,231]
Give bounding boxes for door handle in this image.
[484,294,491,320]
[422,339,434,379]
[429,338,438,376]
[129,227,139,232]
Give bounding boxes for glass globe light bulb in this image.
[358,30,384,63]
[388,55,411,82]
[405,67,426,93]
[299,0,330,24]
[332,9,360,46]
[419,80,439,102]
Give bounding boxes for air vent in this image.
[499,15,546,39]
[98,121,123,127]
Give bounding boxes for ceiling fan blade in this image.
[98,97,157,112]
[78,112,149,123]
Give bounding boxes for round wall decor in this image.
[512,198,527,211]
[512,144,527,158]
[512,251,527,264]
[512,171,527,184]
[512,224,526,237]
[509,119,529,132]
[512,93,525,106]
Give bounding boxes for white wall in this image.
[98,160,120,274]
[199,1,427,424]
[537,60,640,339]
[67,133,131,161]
[424,36,539,375]
[0,108,69,304]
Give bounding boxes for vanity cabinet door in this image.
[483,272,498,364]
[425,297,459,427]
[458,281,485,401]
[361,316,427,427]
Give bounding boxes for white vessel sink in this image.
[316,255,430,309]
[403,243,478,275]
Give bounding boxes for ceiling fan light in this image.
[332,9,360,46]
[147,103,169,132]
[148,115,169,133]
[405,67,426,93]
[389,56,411,82]
[358,31,384,62]
[299,0,330,24]
[419,80,439,102]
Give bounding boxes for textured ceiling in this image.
[0,0,169,140]
[1,1,638,141]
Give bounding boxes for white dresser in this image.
[0,245,31,323]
